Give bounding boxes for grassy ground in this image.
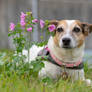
[0,73,92,92]
[0,50,92,92]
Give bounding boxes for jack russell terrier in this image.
[23,20,92,85]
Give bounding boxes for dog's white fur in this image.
[23,45,43,62]
[39,37,91,85]
[39,37,85,79]
[23,36,91,85]
[23,20,91,85]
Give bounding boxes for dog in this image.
[23,20,92,85]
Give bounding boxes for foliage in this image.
[0,50,92,92]
[8,11,56,83]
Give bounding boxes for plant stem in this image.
[28,33,30,62]
[19,32,24,63]
[19,32,23,56]
[43,84,46,92]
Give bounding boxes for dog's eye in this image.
[57,27,63,32]
[73,27,81,33]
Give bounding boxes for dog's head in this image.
[49,20,92,49]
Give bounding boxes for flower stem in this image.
[27,33,30,62]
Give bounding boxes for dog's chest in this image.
[39,61,84,81]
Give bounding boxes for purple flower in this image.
[9,22,15,31]
[40,19,45,28]
[20,12,26,19]
[32,19,38,23]
[48,24,56,32]
[20,12,26,27]
[20,20,26,27]
[27,27,32,32]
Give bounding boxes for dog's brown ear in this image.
[82,23,92,36]
[89,24,92,33]
[49,20,58,26]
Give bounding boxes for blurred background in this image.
[0,0,92,50]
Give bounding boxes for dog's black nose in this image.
[62,38,71,46]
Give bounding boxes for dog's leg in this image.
[78,69,92,86]
[83,79,92,86]
[74,69,91,86]
[64,68,92,86]
[39,61,62,80]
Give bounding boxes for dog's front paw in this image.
[84,79,92,86]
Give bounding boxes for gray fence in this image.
[0,0,92,49]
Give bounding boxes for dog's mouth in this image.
[62,45,76,49]
[62,46,72,49]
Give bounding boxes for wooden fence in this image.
[0,0,92,49]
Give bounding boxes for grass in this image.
[0,74,92,92]
[0,50,92,92]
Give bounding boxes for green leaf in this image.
[34,41,48,47]
[31,59,45,73]
[42,77,53,84]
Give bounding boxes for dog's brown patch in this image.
[54,20,67,46]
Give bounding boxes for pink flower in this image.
[32,19,38,23]
[40,19,45,28]
[20,12,26,27]
[9,22,15,31]
[48,24,56,32]
[20,12,26,19]
[27,27,32,32]
[20,20,26,27]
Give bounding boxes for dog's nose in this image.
[62,38,71,46]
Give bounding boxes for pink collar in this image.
[45,46,82,68]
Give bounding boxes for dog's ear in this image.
[49,20,59,26]
[82,23,92,36]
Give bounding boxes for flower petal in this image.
[32,19,38,23]
[27,27,32,32]
[48,24,56,32]
[9,22,15,31]
[40,19,45,28]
